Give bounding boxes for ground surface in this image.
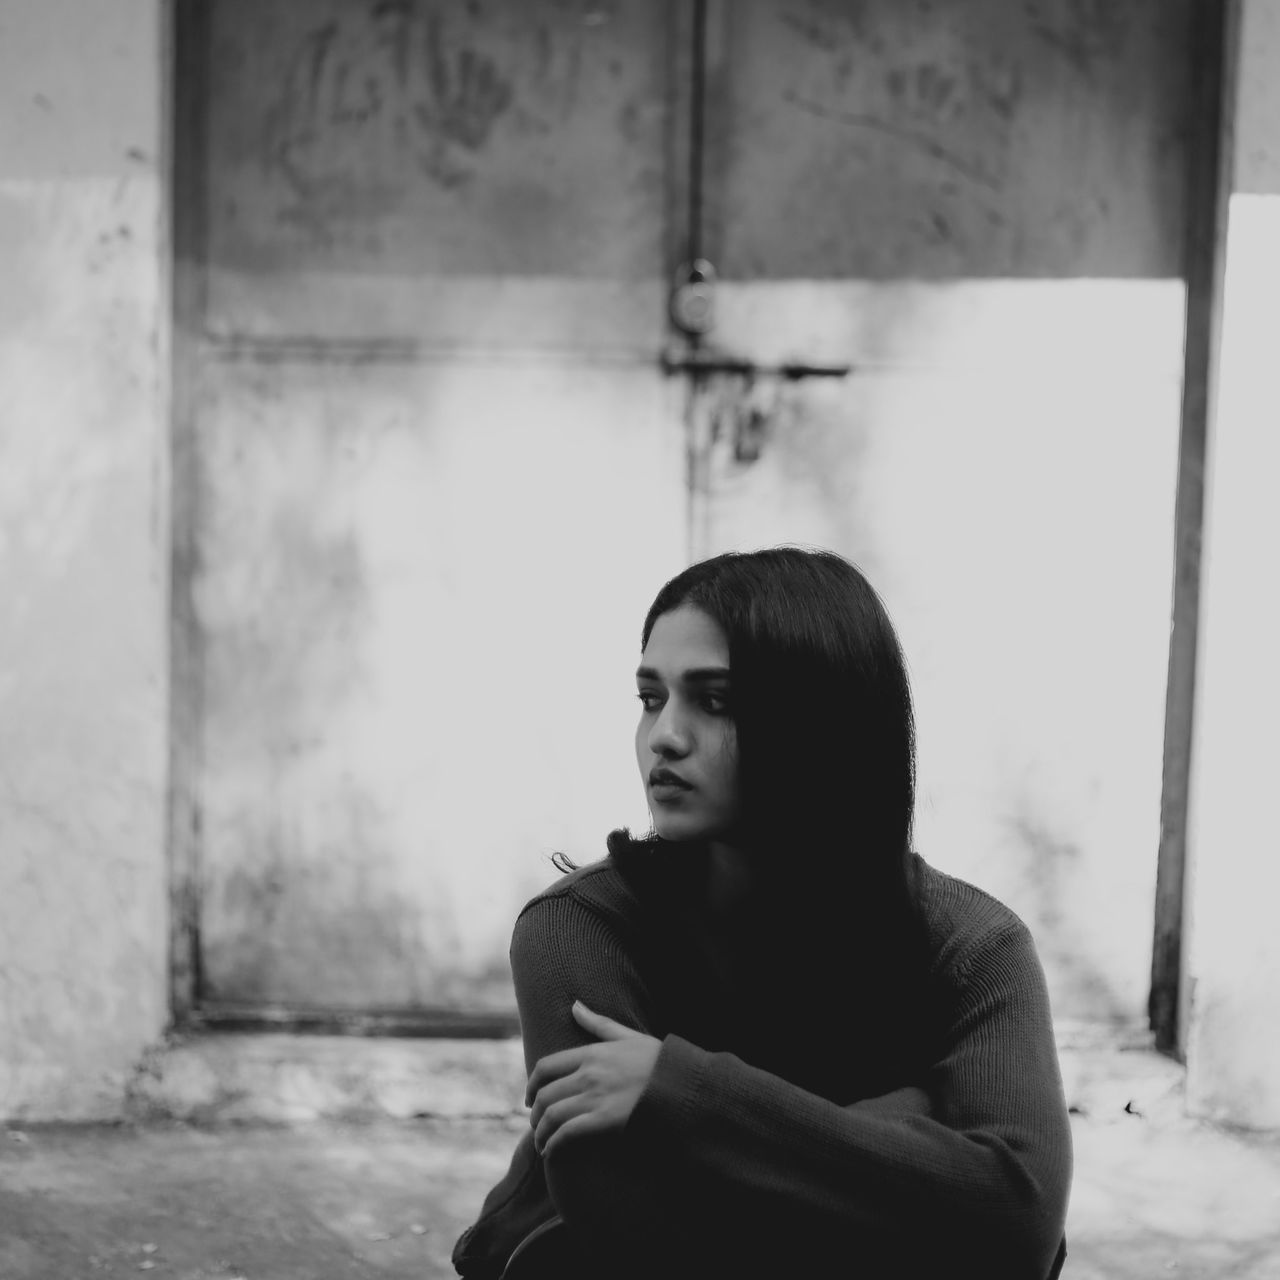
[2,1109,1279,1279]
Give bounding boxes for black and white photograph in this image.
[1,2,1278,1277]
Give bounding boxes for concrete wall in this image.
[0,0,169,1119]
[1184,0,1280,1130]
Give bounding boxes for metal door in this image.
[176,0,1195,1031]
[176,0,689,1028]
[684,0,1193,1023]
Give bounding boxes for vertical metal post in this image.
[1150,0,1236,1056]
[688,0,707,272]
[167,0,211,1027]
[678,0,712,562]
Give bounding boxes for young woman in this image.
[453,547,1072,1280]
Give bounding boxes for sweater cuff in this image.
[626,1033,708,1154]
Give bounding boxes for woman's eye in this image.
[636,691,663,711]
[701,693,731,715]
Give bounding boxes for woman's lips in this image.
[649,783,690,803]
[649,768,690,787]
[648,769,693,802]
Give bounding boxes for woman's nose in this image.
[648,702,691,757]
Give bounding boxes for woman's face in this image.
[635,605,741,846]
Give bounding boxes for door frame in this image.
[167,0,208,1033]
[165,0,1225,1045]
[1149,0,1235,1058]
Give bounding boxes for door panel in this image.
[189,0,684,1018]
[195,357,682,1010]
[705,0,1190,279]
[203,0,671,343]
[697,0,1192,1023]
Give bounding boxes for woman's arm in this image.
[510,887,705,1277]
[511,887,988,1277]
[510,887,661,1077]
[519,891,1070,1276]
[624,919,1072,1278]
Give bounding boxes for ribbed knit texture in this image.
[453,852,1072,1279]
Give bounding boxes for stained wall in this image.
[0,0,169,1118]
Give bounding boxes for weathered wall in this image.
[0,0,169,1118]
[1184,0,1280,1130]
[697,0,1191,1030]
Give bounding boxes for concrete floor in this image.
[2,1105,1280,1280]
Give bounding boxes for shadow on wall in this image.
[1010,808,1132,1024]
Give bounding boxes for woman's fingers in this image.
[572,1000,642,1040]
[524,1044,589,1106]
[527,1032,662,1158]
[524,1005,638,1108]
[533,1092,593,1155]
[528,1068,581,1134]
[541,1107,610,1159]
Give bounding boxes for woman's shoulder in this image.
[514,835,657,923]
[516,856,631,922]
[530,854,617,896]
[513,833,691,951]
[911,853,1039,978]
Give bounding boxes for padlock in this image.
[733,402,770,464]
[670,258,717,336]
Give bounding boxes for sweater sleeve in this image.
[510,885,663,1074]
[510,887,710,1276]
[509,884,986,1278]
[627,918,1073,1278]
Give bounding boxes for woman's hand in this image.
[526,1001,662,1158]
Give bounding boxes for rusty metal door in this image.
[682,0,1194,1024]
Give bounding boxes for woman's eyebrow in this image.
[635,665,730,682]
[684,667,731,683]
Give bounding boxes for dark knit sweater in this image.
[453,846,1072,1279]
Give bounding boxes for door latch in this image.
[660,348,852,380]
[669,259,718,336]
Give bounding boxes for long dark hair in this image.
[612,546,930,1087]
[635,546,916,903]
